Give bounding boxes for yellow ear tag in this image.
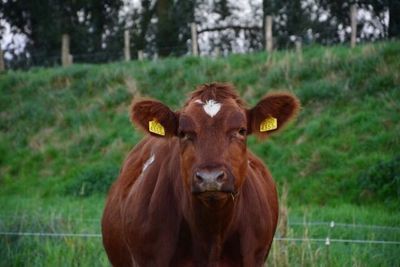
[260,116,278,132]
[148,119,165,136]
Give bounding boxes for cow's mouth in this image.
[193,190,234,208]
[191,178,235,195]
[193,190,231,197]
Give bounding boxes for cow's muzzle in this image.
[191,167,234,194]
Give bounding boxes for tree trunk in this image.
[137,0,157,51]
[0,48,5,72]
[388,0,400,38]
[156,0,175,57]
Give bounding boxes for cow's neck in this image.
[188,194,237,262]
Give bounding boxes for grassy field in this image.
[1,41,400,266]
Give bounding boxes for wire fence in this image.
[1,215,400,246]
[1,231,400,246]
[288,220,400,231]
[0,231,101,238]
[1,214,400,231]
[2,36,386,71]
[0,4,389,71]
[1,215,399,267]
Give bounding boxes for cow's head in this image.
[131,83,299,206]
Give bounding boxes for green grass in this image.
[1,196,399,266]
[1,41,400,266]
[0,196,107,266]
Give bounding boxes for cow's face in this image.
[177,97,248,200]
[131,84,299,205]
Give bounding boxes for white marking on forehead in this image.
[194,99,204,104]
[142,154,155,172]
[202,99,221,118]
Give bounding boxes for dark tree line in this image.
[262,0,398,47]
[0,0,399,66]
[0,0,124,64]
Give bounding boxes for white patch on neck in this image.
[202,99,221,118]
[142,154,155,172]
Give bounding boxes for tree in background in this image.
[0,0,123,65]
[133,0,157,54]
[384,0,399,38]
[155,0,195,57]
[264,0,313,48]
[196,0,263,55]
[315,0,388,43]
[262,0,397,48]
[0,0,398,67]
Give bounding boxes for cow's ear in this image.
[131,99,179,138]
[247,93,300,138]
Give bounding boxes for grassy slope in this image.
[0,41,400,266]
[1,41,399,205]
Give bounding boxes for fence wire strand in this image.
[288,221,400,231]
[0,231,101,238]
[2,215,399,231]
[1,231,400,245]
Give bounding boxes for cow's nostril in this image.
[195,169,226,184]
[216,172,225,182]
[195,172,204,182]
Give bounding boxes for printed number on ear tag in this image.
[149,120,165,136]
[260,116,278,132]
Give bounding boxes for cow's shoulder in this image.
[247,151,272,182]
[104,137,183,265]
[113,137,179,198]
[231,151,278,242]
[241,150,278,217]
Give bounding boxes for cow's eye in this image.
[178,131,195,141]
[231,128,247,141]
[238,128,247,136]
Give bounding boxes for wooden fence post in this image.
[265,16,273,53]
[0,47,5,72]
[191,23,198,56]
[350,5,357,48]
[61,34,72,67]
[295,37,302,62]
[138,50,144,61]
[124,30,131,61]
[214,47,220,58]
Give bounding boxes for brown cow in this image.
[102,83,300,266]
